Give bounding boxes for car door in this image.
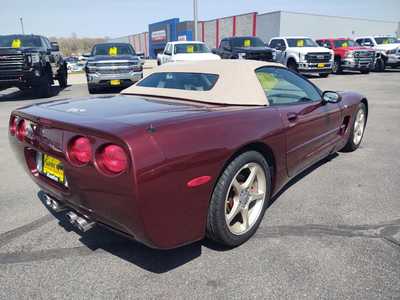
[163,43,172,64]
[269,39,286,63]
[255,67,342,177]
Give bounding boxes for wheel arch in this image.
[361,98,369,119]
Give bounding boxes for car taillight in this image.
[16,119,27,141]
[9,116,17,136]
[68,136,92,165]
[97,144,127,174]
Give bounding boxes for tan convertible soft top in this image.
[121,60,284,106]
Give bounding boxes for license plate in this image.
[42,154,65,184]
[317,63,325,68]
[110,79,121,86]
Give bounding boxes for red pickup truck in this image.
[316,38,375,74]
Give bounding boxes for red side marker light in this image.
[16,119,27,141]
[9,116,17,136]
[187,176,212,188]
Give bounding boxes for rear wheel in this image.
[342,103,367,152]
[206,151,271,247]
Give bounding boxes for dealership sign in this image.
[152,30,167,42]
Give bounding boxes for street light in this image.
[193,0,198,41]
[20,17,25,34]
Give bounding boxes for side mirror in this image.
[211,48,217,54]
[50,42,59,52]
[322,91,342,103]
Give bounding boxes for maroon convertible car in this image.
[9,60,368,249]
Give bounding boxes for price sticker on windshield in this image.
[187,45,194,53]
[12,39,21,48]
[342,42,348,47]
[383,39,389,44]
[296,40,304,47]
[108,47,118,56]
[244,39,251,47]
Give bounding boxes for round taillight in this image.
[16,119,27,141]
[98,144,128,174]
[9,116,17,136]
[68,136,92,165]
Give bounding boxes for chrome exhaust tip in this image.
[75,217,95,232]
[44,194,53,207]
[44,194,66,212]
[66,212,78,224]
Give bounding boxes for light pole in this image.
[193,0,198,41]
[20,17,25,34]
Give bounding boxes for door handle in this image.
[287,112,298,122]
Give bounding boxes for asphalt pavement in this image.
[0,69,399,299]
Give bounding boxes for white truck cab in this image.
[355,36,400,71]
[157,41,221,65]
[269,36,334,77]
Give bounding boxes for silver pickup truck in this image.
[85,43,143,94]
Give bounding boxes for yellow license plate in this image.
[317,63,325,68]
[110,79,121,86]
[43,154,64,184]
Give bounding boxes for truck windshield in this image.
[375,37,397,45]
[174,43,210,54]
[334,40,357,48]
[0,35,42,48]
[137,72,219,91]
[92,44,135,56]
[231,37,265,48]
[287,38,318,47]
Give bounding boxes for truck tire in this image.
[360,69,370,74]
[319,73,330,78]
[287,59,298,72]
[374,59,386,72]
[58,65,68,88]
[332,57,342,74]
[88,84,98,94]
[35,72,53,98]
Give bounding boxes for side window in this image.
[41,37,50,49]
[269,39,285,50]
[355,39,363,46]
[220,39,230,49]
[269,39,279,49]
[165,44,171,55]
[318,40,332,49]
[255,67,321,106]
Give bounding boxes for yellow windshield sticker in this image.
[296,40,304,47]
[108,47,118,56]
[342,42,348,47]
[256,73,278,91]
[383,39,389,44]
[244,39,251,47]
[12,39,21,48]
[187,45,194,53]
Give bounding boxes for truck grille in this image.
[97,69,131,75]
[0,53,25,80]
[305,52,332,63]
[354,51,374,59]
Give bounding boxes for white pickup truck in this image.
[157,41,221,65]
[355,36,400,71]
[268,36,334,77]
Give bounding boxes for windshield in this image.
[92,44,135,56]
[334,40,357,48]
[0,35,42,48]
[174,43,210,54]
[137,72,219,91]
[231,37,265,48]
[375,37,397,45]
[287,38,318,48]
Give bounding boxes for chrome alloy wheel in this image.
[353,109,366,145]
[224,162,267,235]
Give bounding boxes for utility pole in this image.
[19,17,25,34]
[193,0,198,41]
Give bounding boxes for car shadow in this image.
[0,85,70,102]
[37,152,339,273]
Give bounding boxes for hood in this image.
[233,46,273,53]
[0,47,40,55]
[90,55,139,62]
[289,46,332,53]
[337,46,373,51]
[374,43,400,51]
[173,53,221,61]
[28,95,221,128]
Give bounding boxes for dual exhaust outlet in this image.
[44,194,95,232]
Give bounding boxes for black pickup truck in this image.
[0,34,67,98]
[212,36,276,62]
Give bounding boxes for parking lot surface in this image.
[1,69,400,299]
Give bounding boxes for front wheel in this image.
[332,58,342,74]
[342,103,367,152]
[319,73,330,78]
[206,151,271,247]
[35,72,53,98]
[374,59,386,72]
[287,60,298,72]
[58,66,68,88]
[360,69,370,74]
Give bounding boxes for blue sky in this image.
[1,0,400,38]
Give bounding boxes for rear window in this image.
[174,43,210,54]
[137,72,219,91]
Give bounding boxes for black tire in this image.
[287,59,298,72]
[341,102,367,152]
[35,72,53,98]
[332,58,342,74]
[88,85,98,94]
[374,59,386,72]
[157,60,161,66]
[319,73,330,78]
[58,65,68,88]
[360,69,370,74]
[206,151,271,247]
